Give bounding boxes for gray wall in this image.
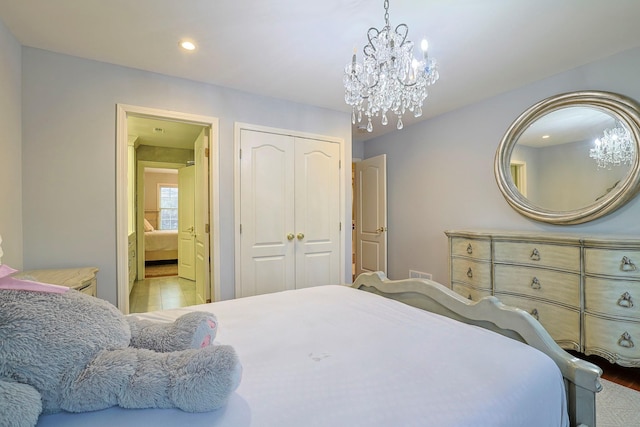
[21,47,351,304]
[364,47,640,286]
[0,18,23,268]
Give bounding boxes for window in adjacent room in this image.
[158,184,178,230]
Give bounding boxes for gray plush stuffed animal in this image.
[0,265,242,427]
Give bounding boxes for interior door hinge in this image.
[239,149,242,159]
[339,222,342,231]
[205,147,209,157]
[205,223,210,233]
[240,224,242,234]
[339,160,341,169]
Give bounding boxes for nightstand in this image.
[14,267,99,297]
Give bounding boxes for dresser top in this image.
[14,267,99,288]
[445,230,640,246]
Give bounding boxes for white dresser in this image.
[446,230,640,367]
[14,267,98,297]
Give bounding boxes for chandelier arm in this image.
[348,72,380,91]
[365,28,381,56]
[394,79,418,88]
[394,24,409,47]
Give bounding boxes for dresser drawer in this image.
[452,283,492,302]
[494,264,580,307]
[584,248,640,279]
[451,258,491,289]
[450,237,491,260]
[584,314,640,365]
[584,276,640,320]
[494,241,580,271]
[76,278,97,297]
[496,294,580,350]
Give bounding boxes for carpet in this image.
[145,262,178,278]
[597,378,640,427]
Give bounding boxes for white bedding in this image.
[36,285,568,427]
[144,229,178,252]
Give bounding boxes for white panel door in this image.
[355,154,387,275]
[240,130,295,297]
[178,165,196,280]
[194,130,209,304]
[294,138,341,288]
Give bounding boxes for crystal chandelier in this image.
[589,122,635,169]
[343,0,439,133]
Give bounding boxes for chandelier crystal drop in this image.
[589,122,636,169]
[343,0,439,133]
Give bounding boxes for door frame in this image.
[136,161,184,280]
[116,104,220,313]
[233,122,347,296]
[354,154,388,276]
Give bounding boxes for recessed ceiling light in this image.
[542,135,550,139]
[180,40,196,51]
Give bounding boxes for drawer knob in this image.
[617,292,634,308]
[530,248,541,261]
[466,267,473,278]
[466,243,473,254]
[468,294,473,300]
[530,277,541,290]
[618,331,635,349]
[530,308,539,321]
[620,256,637,272]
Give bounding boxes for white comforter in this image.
[37,285,568,427]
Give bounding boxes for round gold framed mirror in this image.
[495,91,640,224]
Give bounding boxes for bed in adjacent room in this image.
[143,219,178,261]
[34,271,602,427]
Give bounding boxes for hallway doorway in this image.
[116,104,220,314]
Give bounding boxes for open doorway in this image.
[353,155,388,279]
[141,166,181,277]
[116,104,220,314]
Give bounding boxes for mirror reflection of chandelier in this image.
[589,122,635,169]
[343,0,439,133]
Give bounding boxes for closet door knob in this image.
[297,233,305,240]
[287,233,294,241]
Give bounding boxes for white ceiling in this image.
[517,107,615,148]
[2,0,640,142]
[128,116,205,150]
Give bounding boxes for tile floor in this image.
[129,275,196,313]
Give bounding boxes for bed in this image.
[34,271,602,427]
[144,219,178,261]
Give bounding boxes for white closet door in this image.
[240,130,295,297]
[294,138,341,288]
